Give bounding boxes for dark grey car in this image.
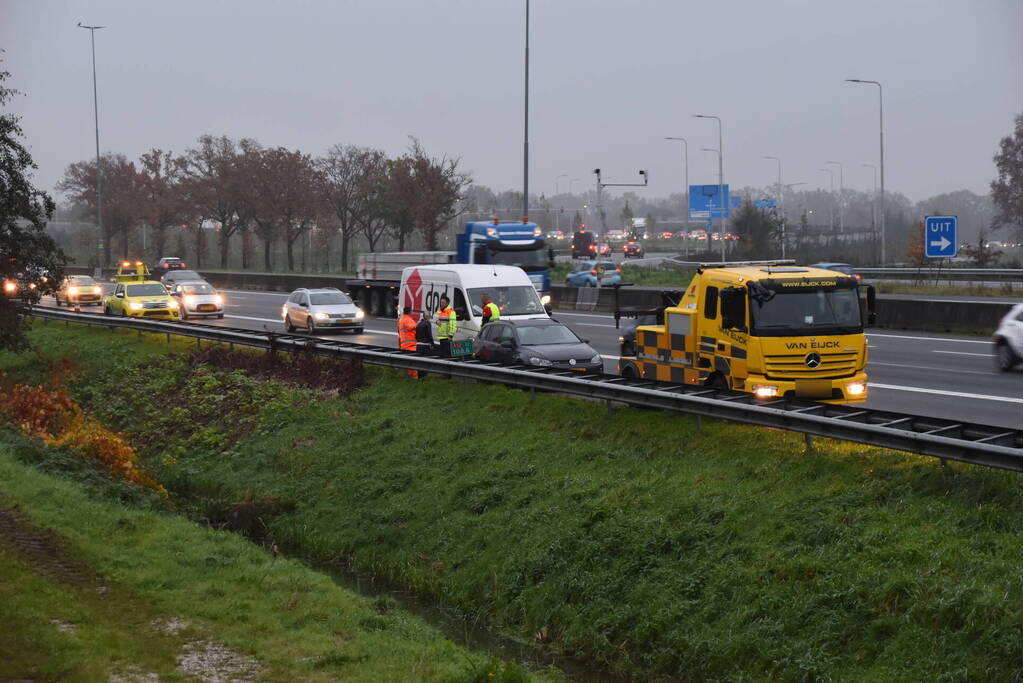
[473,319,603,373]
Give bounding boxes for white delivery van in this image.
[399,264,550,343]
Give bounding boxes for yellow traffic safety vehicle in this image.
[103,261,180,320]
[616,261,875,404]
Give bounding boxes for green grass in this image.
[873,281,1021,298]
[8,323,1023,680]
[0,431,535,682]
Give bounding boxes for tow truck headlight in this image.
[355,309,365,319]
[528,356,552,367]
[314,311,330,321]
[128,301,143,311]
[68,286,80,296]
[752,384,779,399]
[540,295,551,305]
[845,381,866,397]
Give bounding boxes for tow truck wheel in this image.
[705,374,729,391]
[996,342,1018,372]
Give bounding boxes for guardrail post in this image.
[606,399,615,417]
[694,415,702,434]
[804,433,814,453]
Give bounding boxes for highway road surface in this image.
[43,287,1021,430]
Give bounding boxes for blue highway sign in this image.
[924,215,958,258]
[689,184,730,220]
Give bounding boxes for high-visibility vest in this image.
[398,314,417,350]
[436,306,456,339]
[483,301,500,321]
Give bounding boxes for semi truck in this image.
[351,220,553,318]
[616,260,876,404]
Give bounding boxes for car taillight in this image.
[590,269,597,276]
[615,268,620,273]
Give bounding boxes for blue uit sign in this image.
[924,215,957,258]
[689,184,730,219]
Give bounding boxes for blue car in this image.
[565,260,622,287]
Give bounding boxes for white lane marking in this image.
[221,289,288,297]
[576,322,616,328]
[227,315,282,324]
[932,350,990,357]
[869,361,992,376]
[867,332,989,345]
[551,311,617,320]
[871,383,1023,405]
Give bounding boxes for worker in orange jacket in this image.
[398,306,419,379]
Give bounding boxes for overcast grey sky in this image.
[2,0,1021,204]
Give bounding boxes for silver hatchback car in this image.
[169,280,224,320]
[282,287,365,333]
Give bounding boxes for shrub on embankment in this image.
[7,323,1023,680]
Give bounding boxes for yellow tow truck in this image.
[616,261,875,404]
[103,261,180,320]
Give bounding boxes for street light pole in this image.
[694,114,724,261]
[78,22,105,265]
[555,173,567,196]
[863,163,878,263]
[664,136,689,234]
[522,0,530,223]
[763,155,782,257]
[826,160,844,233]
[846,79,885,263]
[819,168,835,233]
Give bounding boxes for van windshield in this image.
[467,286,545,317]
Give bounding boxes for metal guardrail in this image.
[856,267,1022,283]
[24,306,1023,472]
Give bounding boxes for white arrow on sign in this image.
[929,236,951,250]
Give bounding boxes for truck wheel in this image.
[705,373,729,391]
[996,341,1018,372]
[621,365,638,379]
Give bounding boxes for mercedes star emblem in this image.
[804,352,822,368]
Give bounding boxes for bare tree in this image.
[137,149,182,259]
[389,139,469,250]
[178,135,245,268]
[58,153,141,262]
[316,145,386,270]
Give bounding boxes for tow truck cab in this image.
[617,261,875,404]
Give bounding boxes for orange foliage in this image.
[0,369,166,495]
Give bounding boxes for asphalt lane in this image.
[40,287,1023,429]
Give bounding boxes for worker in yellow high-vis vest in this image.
[435,295,457,357]
[480,292,501,326]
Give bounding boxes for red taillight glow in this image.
[590,269,597,276]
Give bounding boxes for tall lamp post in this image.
[826,160,844,233]
[763,156,782,257]
[863,163,878,263]
[664,136,689,231]
[78,21,105,265]
[694,114,725,261]
[522,0,530,222]
[819,168,835,233]
[554,173,567,196]
[846,79,885,263]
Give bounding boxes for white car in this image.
[168,280,224,320]
[282,287,365,333]
[994,303,1023,371]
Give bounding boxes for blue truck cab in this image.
[456,220,553,299]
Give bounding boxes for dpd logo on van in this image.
[403,269,424,321]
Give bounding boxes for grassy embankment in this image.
[0,331,535,682]
[7,321,1023,680]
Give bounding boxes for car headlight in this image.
[282,305,288,318]
[528,356,552,367]
[68,286,80,295]
[314,311,330,320]
[533,226,542,237]
[590,354,602,365]
[184,295,195,306]
[355,309,365,319]
[486,227,498,238]
[540,295,551,305]
[93,286,102,294]
[128,302,143,311]
[167,299,179,309]
[213,294,224,305]
[3,282,16,293]
[845,381,866,397]
[752,384,779,398]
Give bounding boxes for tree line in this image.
[58,136,468,271]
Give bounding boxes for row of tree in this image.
[58,136,468,271]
